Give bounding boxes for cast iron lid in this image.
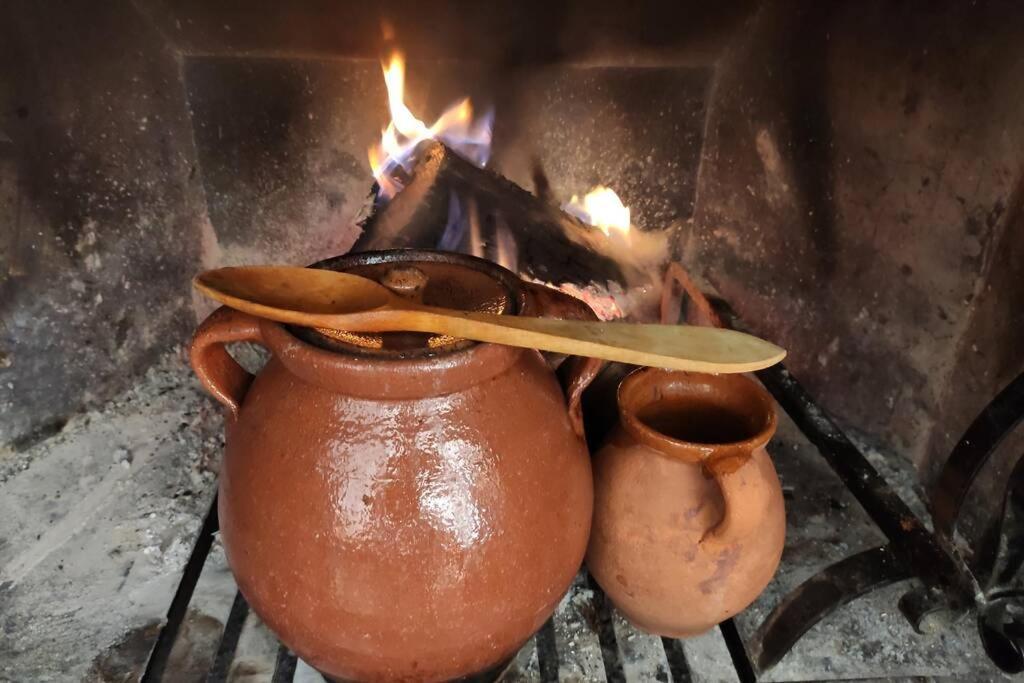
[290,249,522,358]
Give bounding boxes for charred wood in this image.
[351,142,637,287]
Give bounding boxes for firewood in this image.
[352,142,640,288]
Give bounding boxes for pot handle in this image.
[700,449,778,550]
[189,306,264,420]
[523,283,605,438]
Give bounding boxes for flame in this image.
[564,186,631,238]
[493,222,518,273]
[369,52,493,200]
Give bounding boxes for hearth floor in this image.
[0,352,1011,682]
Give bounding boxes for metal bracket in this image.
[749,545,911,673]
[929,372,1024,541]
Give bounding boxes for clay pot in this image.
[586,368,785,637]
[189,250,601,682]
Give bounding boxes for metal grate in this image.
[142,509,744,682]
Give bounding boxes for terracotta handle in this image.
[700,447,778,550]
[189,306,264,420]
[657,261,780,550]
[523,283,605,438]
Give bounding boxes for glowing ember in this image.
[564,186,631,238]
[369,52,493,200]
[554,281,627,321]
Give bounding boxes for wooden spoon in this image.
[193,266,786,374]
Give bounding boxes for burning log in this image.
[352,141,643,290]
[354,52,670,321]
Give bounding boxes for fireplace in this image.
[2,1,1024,681]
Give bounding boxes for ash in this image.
[0,349,223,682]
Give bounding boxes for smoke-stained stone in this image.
[689,2,1024,471]
[495,66,711,232]
[183,57,375,266]
[0,1,209,449]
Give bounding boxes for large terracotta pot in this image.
[586,368,785,637]
[189,251,601,681]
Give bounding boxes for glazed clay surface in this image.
[587,369,785,638]
[192,308,594,682]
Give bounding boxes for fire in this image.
[369,52,493,200]
[564,186,631,238]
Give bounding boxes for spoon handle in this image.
[332,308,785,374]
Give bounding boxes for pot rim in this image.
[616,368,777,465]
[295,249,528,357]
[259,317,531,399]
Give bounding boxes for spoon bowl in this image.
[196,266,393,316]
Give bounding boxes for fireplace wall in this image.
[1,2,208,449]
[688,1,1024,479]
[2,0,1022,485]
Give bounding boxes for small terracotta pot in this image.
[586,368,785,637]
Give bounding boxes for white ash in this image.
[0,349,224,681]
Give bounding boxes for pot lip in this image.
[258,317,530,399]
[295,248,528,357]
[616,367,777,465]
